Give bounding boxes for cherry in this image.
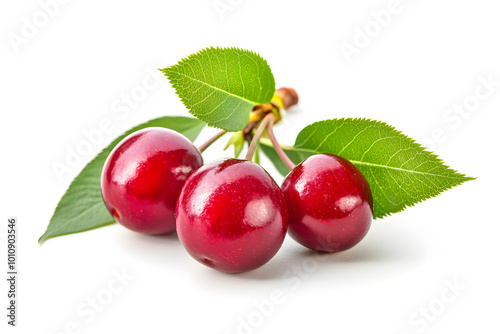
[101,127,202,235]
[175,159,288,273]
[282,154,373,253]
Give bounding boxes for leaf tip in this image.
[38,233,48,244]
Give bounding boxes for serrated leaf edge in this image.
[160,46,275,131]
[294,117,476,219]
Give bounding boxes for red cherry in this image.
[282,154,373,253]
[175,159,288,273]
[101,127,202,235]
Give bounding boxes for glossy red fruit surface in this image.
[176,159,288,273]
[101,127,202,235]
[282,154,373,253]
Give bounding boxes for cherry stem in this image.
[198,130,226,153]
[267,118,296,171]
[245,113,274,161]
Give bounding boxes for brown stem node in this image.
[275,87,299,109]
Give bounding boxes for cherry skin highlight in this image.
[175,159,288,273]
[282,154,373,253]
[101,127,202,235]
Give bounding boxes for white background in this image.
[1,0,499,333]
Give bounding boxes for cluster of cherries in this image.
[101,90,373,274]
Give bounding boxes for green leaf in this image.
[260,139,313,176]
[292,118,475,219]
[39,117,205,243]
[253,143,261,164]
[234,137,245,159]
[224,131,245,158]
[161,47,275,132]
